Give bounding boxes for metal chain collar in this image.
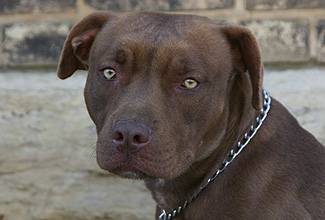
[159,89,271,220]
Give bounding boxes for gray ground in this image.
[0,67,324,220]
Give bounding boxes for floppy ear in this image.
[221,25,264,111]
[57,11,116,79]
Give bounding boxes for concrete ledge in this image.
[317,20,325,63]
[0,0,76,14]
[242,19,310,63]
[85,0,234,11]
[246,0,325,10]
[1,18,314,66]
[3,22,72,66]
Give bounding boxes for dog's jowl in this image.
[58,11,325,220]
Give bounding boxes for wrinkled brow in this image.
[154,40,200,75]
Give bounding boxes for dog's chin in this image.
[110,164,152,180]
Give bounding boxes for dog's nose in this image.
[112,121,152,151]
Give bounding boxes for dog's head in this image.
[58,11,263,180]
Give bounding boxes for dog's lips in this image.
[111,163,152,180]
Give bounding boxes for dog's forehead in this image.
[94,13,225,65]
[99,13,218,47]
[121,12,213,35]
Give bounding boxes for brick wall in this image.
[0,0,325,68]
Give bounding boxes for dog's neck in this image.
[145,145,227,211]
[145,74,263,216]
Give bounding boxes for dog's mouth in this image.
[110,163,152,180]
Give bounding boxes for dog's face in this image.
[58,11,263,180]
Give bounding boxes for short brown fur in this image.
[58,11,325,219]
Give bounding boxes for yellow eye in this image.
[103,68,116,79]
[183,78,199,89]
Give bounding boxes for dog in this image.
[57,11,325,219]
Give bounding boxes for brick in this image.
[317,20,325,63]
[246,0,325,10]
[0,0,76,14]
[3,22,72,66]
[241,20,310,63]
[85,0,234,11]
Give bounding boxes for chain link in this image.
[159,89,271,220]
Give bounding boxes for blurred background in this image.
[0,0,324,219]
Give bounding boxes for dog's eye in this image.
[102,68,116,80]
[182,78,199,89]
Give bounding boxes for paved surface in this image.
[264,67,325,144]
[0,67,324,220]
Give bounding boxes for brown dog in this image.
[57,11,325,219]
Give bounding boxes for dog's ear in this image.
[221,25,264,111]
[57,11,116,79]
